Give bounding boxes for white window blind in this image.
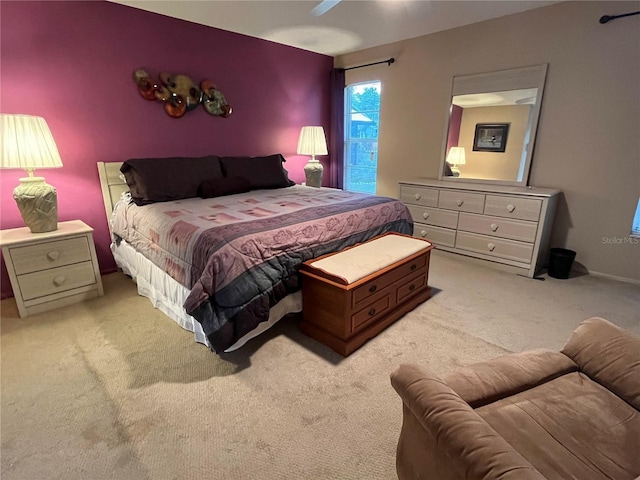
[632,197,640,236]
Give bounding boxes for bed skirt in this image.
[111,239,302,352]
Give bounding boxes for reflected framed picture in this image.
[473,123,509,152]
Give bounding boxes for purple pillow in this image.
[121,156,223,205]
[198,176,252,198]
[219,154,295,190]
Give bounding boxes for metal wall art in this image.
[133,69,232,119]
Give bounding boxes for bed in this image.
[97,155,413,353]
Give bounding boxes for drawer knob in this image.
[414,194,421,200]
[410,264,417,271]
[487,243,496,252]
[53,275,66,287]
[422,212,429,219]
[490,223,499,232]
[507,204,516,213]
[420,230,428,238]
[47,250,60,261]
[368,308,376,316]
[369,285,377,293]
[457,199,464,207]
[409,284,415,291]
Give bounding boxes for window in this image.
[344,81,381,194]
[632,197,640,236]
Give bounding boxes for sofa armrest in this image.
[441,349,578,408]
[561,317,640,410]
[391,364,547,480]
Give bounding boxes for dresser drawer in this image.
[456,232,534,263]
[18,262,98,301]
[407,205,458,228]
[413,223,456,248]
[438,190,485,213]
[352,295,391,332]
[352,253,427,308]
[458,213,538,243]
[400,185,439,207]
[484,195,542,221]
[9,236,92,275]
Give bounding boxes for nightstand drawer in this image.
[406,205,458,228]
[400,185,439,207]
[438,190,485,213]
[484,195,542,221]
[18,262,97,301]
[458,213,538,243]
[9,236,92,275]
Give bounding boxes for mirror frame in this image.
[439,64,548,187]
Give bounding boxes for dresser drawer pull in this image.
[414,193,421,200]
[487,243,496,252]
[490,223,499,232]
[53,275,66,287]
[47,250,60,261]
[422,212,430,219]
[409,284,415,291]
[368,308,376,316]
[410,264,417,271]
[457,199,464,207]
[507,204,516,213]
[369,285,377,293]
[420,230,428,238]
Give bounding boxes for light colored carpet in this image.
[1,251,639,480]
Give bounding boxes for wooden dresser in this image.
[399,179,560,278]
[0,220,104,317]
[300,233,434,356]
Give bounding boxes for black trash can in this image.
[548,248,576,279]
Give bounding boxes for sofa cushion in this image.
[476,371,640,480]
[561,317,640,410]
[391,364,547,480]
[121,156,223,205]
[219,154,295,190]
[442,349,577,408]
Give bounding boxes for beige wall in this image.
[457,105,530,181]
[336,1,640,282]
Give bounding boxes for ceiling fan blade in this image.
[311,0,341,16]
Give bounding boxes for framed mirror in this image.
[439,64,548,186]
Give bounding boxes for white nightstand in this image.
[0,220,104,317]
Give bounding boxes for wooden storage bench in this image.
[299,232,434,356]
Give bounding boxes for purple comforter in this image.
[112,186,412,352]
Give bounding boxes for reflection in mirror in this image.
[440,64,547,186]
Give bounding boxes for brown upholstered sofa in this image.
[391,317,640,480]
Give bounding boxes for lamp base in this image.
[13,177,58,233]
[304,159,323,188]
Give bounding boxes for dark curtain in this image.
[329,68,345,189]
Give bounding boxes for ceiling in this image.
[109,0,559,56]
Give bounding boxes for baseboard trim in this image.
[572,266,640,286]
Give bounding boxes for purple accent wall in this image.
[446,104,463,153]
[0,1,333,299]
